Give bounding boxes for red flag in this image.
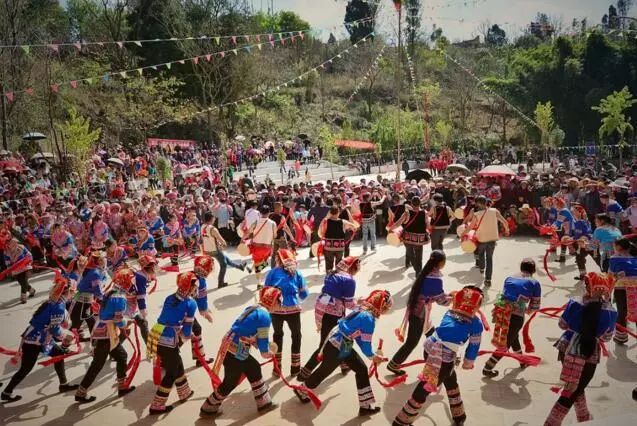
[231,36,237,45]
[51,84,59,93]
[5,92,14,103]
[192,57,199,65]
[205,54,212,62]
[300,32,305,40]
[219,51,225,58]
[268,34,273,41]
[70,80,78,89]
[281,38,285,46]
[244,35,250,42]
[291,35,296,43]
[269,40,275,48]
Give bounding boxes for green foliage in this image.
[486,25,507,47]
[319,125,337,163]
[56,107,101,180]
[592,86,636,147]
[434,120,453,148]
[155,156,173,182]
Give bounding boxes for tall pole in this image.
[395,5,402,181]
[0,83,7,150]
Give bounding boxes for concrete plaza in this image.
[1,235,635,425]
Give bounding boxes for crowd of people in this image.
[0,142,636,424]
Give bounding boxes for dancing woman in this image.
[393,286,485,426]
[608,237,637,345]
[298,256,360,382]
[544,272,617,425]
[388,250,450,376]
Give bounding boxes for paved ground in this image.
[1,235,636,426]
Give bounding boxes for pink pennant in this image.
[270,41,275,48]
[116,42,124,49]
[244,35,250,42]
[5,92,14,102]
[73,42,82,51]
[268,34,273,41]
[70,80,78,89]
[48,44,59,52]
[25,88,34,95]
[281,38,285,46]
[256,35,261,43]
[219,52,225,58]
[231,36,237,45]
[192,57,199,65]
[51,84,59,93]
[300,33,305,40]
[205,54,212,62]
[291,35,296,43]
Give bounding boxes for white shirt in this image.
[251,218,275,245]
[201,224,218,253]
[245,208,260,228]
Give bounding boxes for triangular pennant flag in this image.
[73,42,81,51]
[244,46,251,53]
[151,65,157,70]
[291,35,296,43]
[256,35,261,42]
[119,71,127,78]
[51,84,59,93]
[136,68,143,76]
[214,37,220,45]
[25,87,34,95]
[244,35,250,42]
[165,63,172,69]
[257,44,262,50]
[5,92,14,102]
[232,49,238,55]
[97,42,104,46]
[231,36,237,45]
[219,51,225,58]
[300,32,305,40]
[270,40,275,47]
[205,54,212,62]
[48,44,59,52]
[102,74,110,82]
[70,80,78,88]
[268,34,273,41]
[117,41,124,49]
[280,38,285,46]
[134,41,142,47]
[283,83,288,87]
[21,45,30,55]
[178,59,185,64]
[85,78,93,85]
[192,57,199,65]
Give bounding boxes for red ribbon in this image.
[367,339,408,388]
[523,306,566,353]
[192,339,222,389]
[271,355,322,410]
[123,324,141,389]
[153,357,162,385]
[477,350,541,366]
[39,330,82,367]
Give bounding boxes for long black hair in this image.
[578,300,603,358]
[407,250,446,311]
[614,237,637,256]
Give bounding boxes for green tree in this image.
[592,87,636,166]
[345,0,376,44]
[319,125,337,179]
[434,120,453,148]
[56,107,101,181]
[486,24,507,47]
[534,100,556,148]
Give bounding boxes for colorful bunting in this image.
[120,71,127,79]
[214,37,220,45]
[51,84,59,93]
[192,57,199,65]
[134,41,142,47]
[178,60,185,64]
[70,80,78,88]
[117,41,124,49]
[231,36,237,45]
[24,88,34,95]
[232,49,238,55]
[136,68,143,76]
[5,92,14,102]
[165,63,172,69]
[21,45,29,55]
[205,54,212,61]
[48,44,59,52]
[73,42,81,51]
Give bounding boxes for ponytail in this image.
[407,250,446,311]
[578,301,602,358]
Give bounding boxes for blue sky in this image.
[256,0,627,41]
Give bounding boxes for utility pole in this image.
[394,2,403,181]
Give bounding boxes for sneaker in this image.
[482,368,499,378]
[28,288,36,298]
[218,283,228,289]
[632,387,637,401]
[574,275,584,281]
[294,388,310,403]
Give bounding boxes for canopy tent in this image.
[335,140,376,150]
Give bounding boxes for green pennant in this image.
[232,49,238,55]
[21,45,30,55]
[85,77,93,85]
[136,68,143,76]
[165,63,172,69]
[214,37,221,45]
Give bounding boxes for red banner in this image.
[147,138,197,149]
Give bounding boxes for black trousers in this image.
[271,312,302,371]
[80,339,128,389]
[14,271,33,294]
[390,315,434,367]
[430,229,447,251]
[405,244,423,275]
[218,354,263,396]
[118,314,149,344]
[70,301,96,334]
[485,314,524,369]
[304,342,370,395]
[157,345,185,389]
[323,250,343,272]
[3,343,67,394]
[301,312,340,376]
[575,248,590,273]
[556,362,597,408]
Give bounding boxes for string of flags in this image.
[440,49,540,130]
[3,33,307,103]
[153,33,375,129]
[0,16,375,52]
[346,45,386,104]
[338,0,486,11]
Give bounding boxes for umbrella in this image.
[234,135,246,142]
[264,141,274,149]
[30,152,54,161]
[405,169,432,182]
[107,157,125,167]
[477,165,516,177]
[446,163,471,175]
[22,132,46,141]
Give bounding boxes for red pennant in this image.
[192,57,199,65]
[281,38,285,46]
[25,88,34,95]
[73,42,81,51]
[300,33,305,40]
[270,41,275,47]
[219,51,225,58]
[51,84,59,93]
[70,80,78,89]
[291,36,296,43]
[231,36,237,45]
[268,34,273,41]
[256,35,261,42]
[244,35,250,42]
[205,54,212,62]
[5,92,14,102]
[48,44,59,52]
